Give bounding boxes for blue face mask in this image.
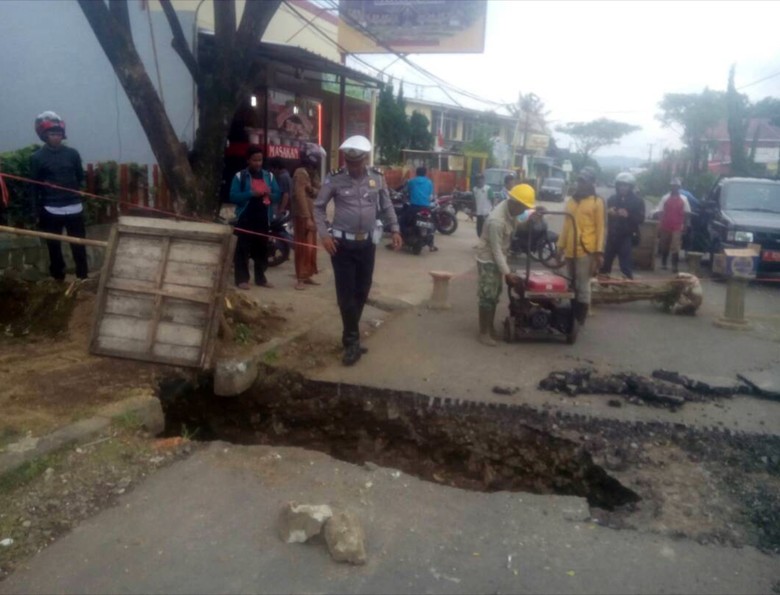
[516,209,533,223]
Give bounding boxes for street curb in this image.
[0,394,163,483]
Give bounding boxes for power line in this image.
[320,0,508,109]
[738,69,780,90]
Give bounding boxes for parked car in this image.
[539,177,566,201]
[700,176,780,277]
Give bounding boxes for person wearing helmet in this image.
[313,135,402,365]
[30,111,88,280]
[652,177,691,273]
[291,149,322,289]
[557,167,605,325]
[600,172,645,279]
[268,157,292,217]
[474,183,534,346]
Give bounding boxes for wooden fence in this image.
[84,163,171,223]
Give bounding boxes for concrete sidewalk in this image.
[1,443,775,595]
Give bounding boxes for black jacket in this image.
[30,145,84,209]
[606,191,645,238]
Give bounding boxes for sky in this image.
[351,0,780,161]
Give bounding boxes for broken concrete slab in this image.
[323,511,367,565]
[278,502,333,544]
[738,370,780,401]
[652,370,748,397]
[492,385,519,396]
[213,358,258,397]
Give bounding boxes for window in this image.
[443,115,458,140]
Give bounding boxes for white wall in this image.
[0,0,195,164]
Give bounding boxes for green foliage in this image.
[557,118,640,161]
[727,66,751,177]
[408,111,433,151]
[234,322,252,345]
[637,163,675,198]
[463,124,494,156]
[375,81,410,165]
[752,97,780,126]
[0,145,41,228]
[658,89,727,174]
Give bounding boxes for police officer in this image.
[314,135,402,366]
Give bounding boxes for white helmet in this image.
[615,172,636,186]
[339,135,372,161]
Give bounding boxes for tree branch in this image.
[77,0,197,212]
[158,0,200,83]
[109,0,131,36]
[236,0,281,50]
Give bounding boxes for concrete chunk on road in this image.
[278,502,333,544]
[324,511,367,565]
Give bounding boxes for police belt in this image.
[331,229,371,241]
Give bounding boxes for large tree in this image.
[78,0,281,215]
[727,65,751,176]
[375,81,409,165]
[556,118,640,163]
[408,111,433,151]
[657,89,726,175]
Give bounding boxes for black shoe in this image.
[342,344,362,366]
[359,345,368,354]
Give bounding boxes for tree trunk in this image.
[78,0,198,214]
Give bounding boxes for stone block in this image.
[324,511,367,565]
[213,358,258,397]
[278,502,333,544]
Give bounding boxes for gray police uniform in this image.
[314,167,399,351]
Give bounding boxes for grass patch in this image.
[263,348,279,364]
[0,452,61,495]
[234,323,252,344]
[112,410,143,432]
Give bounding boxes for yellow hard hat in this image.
[508,184,536,209]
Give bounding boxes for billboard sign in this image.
[338,0,487,54]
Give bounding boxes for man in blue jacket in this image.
[402,166,438,251]
[229,146,280,289]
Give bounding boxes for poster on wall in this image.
[345,100,372,139]
[267,90,321,161]
[338,0,487,54]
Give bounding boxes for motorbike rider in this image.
[600,172,645,279]
[475,183,535,346]
[401,166,438,251]
[314,135,402,366]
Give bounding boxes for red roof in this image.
[705,118,780,142]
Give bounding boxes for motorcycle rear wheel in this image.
[435,211,458,235]
[267,239,290,267]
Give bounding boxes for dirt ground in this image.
[0,285,294,448]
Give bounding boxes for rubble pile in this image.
[538,367,749,410]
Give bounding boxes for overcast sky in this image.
[353,0,780,161]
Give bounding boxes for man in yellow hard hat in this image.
[475,183,535,346]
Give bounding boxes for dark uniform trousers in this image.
[331,238,376,347]
[233,231,268,286]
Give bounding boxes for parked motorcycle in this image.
[510,210,561,268]
[390,196,436,255]
[267,211,294,267]
[431,196,459,235]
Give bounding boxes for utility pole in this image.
[648,143,654,164]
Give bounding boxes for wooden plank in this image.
[104,291,155,319]
[145,236,172,353]
[94,344,201,368]
[96,335,149,355]
[151,343,201,363]
[115,235,165,260]
[99,314,151,342]
[155,322,203,347]
[164,261,218,289]
[90,225,120,354]
[202,233,236,369]
[116,225,230,243]
[161,300,209,326]
[168,240,223,265]
[0,225,108,248]
[107,279,212,304]
[118,216,232,236]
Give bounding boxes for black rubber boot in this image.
[671,253,679,274]
[574,301,589,326]
[342,343,362,366]
[478,307,497,346]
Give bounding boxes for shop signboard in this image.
[321,74,373,103]
[266,89,321,161]
[338,0,487,54]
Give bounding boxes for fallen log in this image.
[591,273,703,315]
